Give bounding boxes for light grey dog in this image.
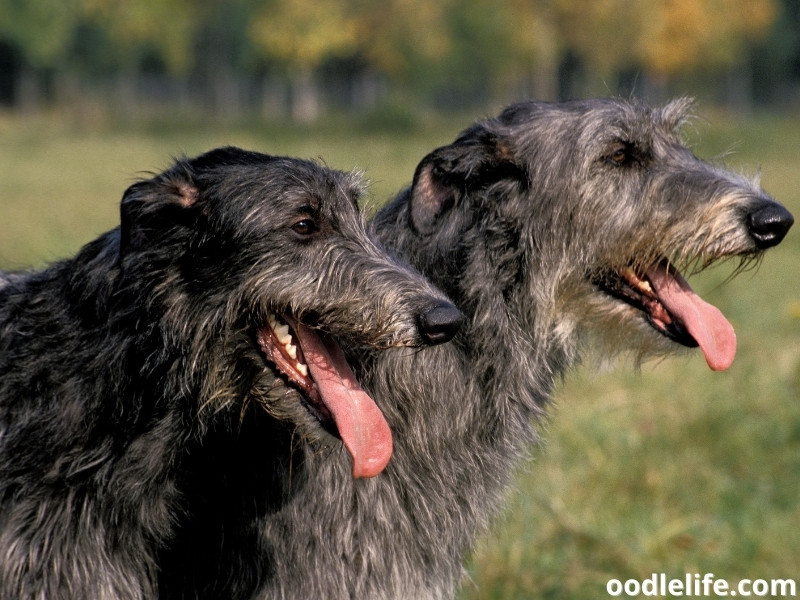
[360,98,793,599]
[164,100,793,600]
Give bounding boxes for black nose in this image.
[748,202,794,249]
[418,302,464,345]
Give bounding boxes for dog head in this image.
[379,99,792,371]
[118,147,463,478]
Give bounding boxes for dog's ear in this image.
[408,155,454,236]
[119,162,200,255]
[409,126,521,235]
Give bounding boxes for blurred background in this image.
[1,1,799,599]
[0,0,798,122]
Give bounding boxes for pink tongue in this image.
[294,323,392,478]
[647,264,737,371]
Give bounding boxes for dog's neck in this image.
[312,199,570,597]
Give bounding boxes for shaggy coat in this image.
[0,147,459,600]
[165,100,792,599]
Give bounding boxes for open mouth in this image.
[257,314,329,422]
[255,313,392,478]
[595,259,737,371]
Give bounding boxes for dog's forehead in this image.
[217,159,362,209]
[500,98,691,144]
[287,168,364,214]
[555,100,690,152]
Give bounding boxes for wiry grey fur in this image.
[361,98,792,598]
[171,99,793,600]
[0,147,461,600]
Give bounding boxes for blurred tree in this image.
[504,0,564,100]
[353,0,451,79]
[79,0,202,117]
[442,0,778,104]
[0,0,83,110]
[634,0,776,103]
[751,0,800,106]
[0,0,790,117]
[84,0,258,118]
[508,0,777,101]
[638,0,776,76]
[249,0,360,122]
[635,0,777,105]
[418,0,537,106]
[0,0,81,67]
[549,0,646,95]
[81,0,199,73]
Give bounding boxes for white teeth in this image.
[620,267,654,295]
[267,312,309,378]
[274,324,291,345]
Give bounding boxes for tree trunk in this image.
[290,67,321,124]
[260,74,288,121]
[726,60,754,115]
[16,66,43,114]
[351,70,383,112]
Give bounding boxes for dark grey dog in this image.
[158,100,792,600]
[0,147,462,600]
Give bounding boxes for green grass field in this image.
[1,110,798,599]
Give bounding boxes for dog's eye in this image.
[291,219,317,236]
[608,143,635,166]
